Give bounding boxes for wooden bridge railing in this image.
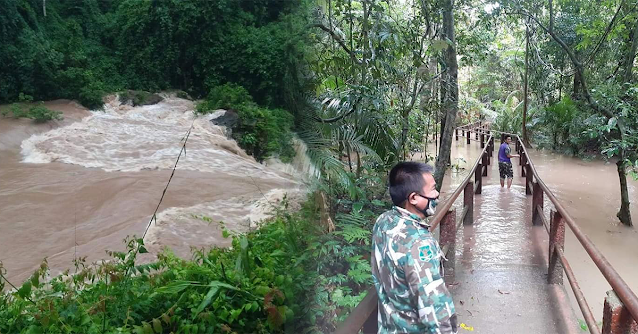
[335,122,638,334]
[513,135,638,334]
[333,122,494,334]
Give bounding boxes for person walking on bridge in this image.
[499,135,520,189]
[371,162,458,334]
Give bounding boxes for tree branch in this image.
[522,9,615,119]
[309,23,363,65]
[583,0,626,66]
[314,96,363,123]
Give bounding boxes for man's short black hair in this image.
[501,134,511,143]
[389,162,434,207]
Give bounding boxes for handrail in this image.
[516,135,638,324]
[457,120,482,129]
[429,133,492,231]
[333,126,493,334]
[336,122,638,333]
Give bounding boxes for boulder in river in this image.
[209,109,239,138]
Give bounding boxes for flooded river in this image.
[0,97,302,284]
[2,106,637,322]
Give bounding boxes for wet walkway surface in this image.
[444,140,581,334]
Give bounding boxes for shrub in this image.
[28,104,63,123]
[1,103,62,122]
[197,84,295,162]
[78,87,105,110]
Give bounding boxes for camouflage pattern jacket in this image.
[371,206,457,334]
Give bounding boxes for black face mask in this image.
[414,193,439,217]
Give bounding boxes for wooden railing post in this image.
[525,164,533,195]
[440,209,457,275]
[475,128,478,140]
[455,128,459,141]
[521,151,527,177]
[361,306,379,334]
[475,163,482,194]
[481,152,488,176]
[489,136,494,157]
[602,290,638,334]
[532,181,543,225]
[466,130,470,144]
[464,181,474,225]
[548,210,565,284]
[480,133,485,148]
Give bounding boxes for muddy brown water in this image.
[0,97,302,284]
[2,106,637,322]
[416,137,638,322]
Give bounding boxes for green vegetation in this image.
[4,0,638,331]
[0,0,308,110]
[197,84,295,163]
[0,168,388,333]
[0,93,62,123]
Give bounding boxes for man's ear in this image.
[406,192,417,206]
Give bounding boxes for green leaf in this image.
[196,281,243,315]
[156,280,198,294]
[30,274,40,288]
[25,325,43,334]
[431,39,449,52]
[608,117,617,129]
[152,318,163,332]
[18,281,32,299]
[371,199,386,207]
[195,286,220,315]
[139,245,148,254]
[142,322,153,334]
[352,202,364,213]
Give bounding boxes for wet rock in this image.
[119,90,163,106]
[209,109,239,138]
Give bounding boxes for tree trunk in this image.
[356,149,361,178]
[620,15,638,83]
[402,110,409,160]
[572,69,582,100]
[346,144,353,172]
[522,20,531,146]
[616,156,633,226]
[530,0,633,226]
[434,0,459,191]
[615,16,638,227]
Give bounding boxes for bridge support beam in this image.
[603,290,638,334]
[464,182,474,225]
[548,210,565,284]
[440,209,457,275]
[532,182,543,225]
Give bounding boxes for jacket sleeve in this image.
[404,237,457,334]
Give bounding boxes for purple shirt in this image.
[498,143,511,163]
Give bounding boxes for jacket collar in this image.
[393,206,430,228]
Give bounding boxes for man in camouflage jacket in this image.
[371,162,457,334]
